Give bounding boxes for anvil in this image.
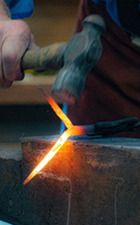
[1,136,140,225]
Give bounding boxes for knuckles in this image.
[2,52,18,66]
[0,20,31,37]
[0,19,32,86]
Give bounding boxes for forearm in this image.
[0,0,11,20]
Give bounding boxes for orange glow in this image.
[23,89,85,185]
[23,126,84,185]
[39,87,73,129]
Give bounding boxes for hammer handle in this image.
[22,42,66,71]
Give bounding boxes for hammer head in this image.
[52,14,106,104]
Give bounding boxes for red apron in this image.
[67,0,140,137]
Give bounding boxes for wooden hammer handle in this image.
[21,42,67,71]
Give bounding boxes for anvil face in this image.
[21,136,140,225]
[0,136,140,225]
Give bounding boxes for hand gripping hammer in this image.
[22,14,106,104]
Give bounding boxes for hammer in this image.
[22,14,106,104]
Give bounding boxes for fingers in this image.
[0,77,12,88]
[0,51,12,88]
[2,36,27,81]
[0,20,36,87]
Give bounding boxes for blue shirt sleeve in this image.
[91,0,121,26]
[5,0,34,19]
[91,0,140,27]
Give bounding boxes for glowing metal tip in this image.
[23,89,85,185]
[39,87,73,129]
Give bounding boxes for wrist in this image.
[0,0,11,20]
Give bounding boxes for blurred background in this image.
[25,0,79,46]
[0,0,79,145]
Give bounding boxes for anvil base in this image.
[0,136,140,225]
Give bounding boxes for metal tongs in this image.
[79,117,140,137]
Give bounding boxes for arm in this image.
[0,0,11,19]
[0,0,36,88]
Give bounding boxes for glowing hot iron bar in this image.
[23,88,85,185]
